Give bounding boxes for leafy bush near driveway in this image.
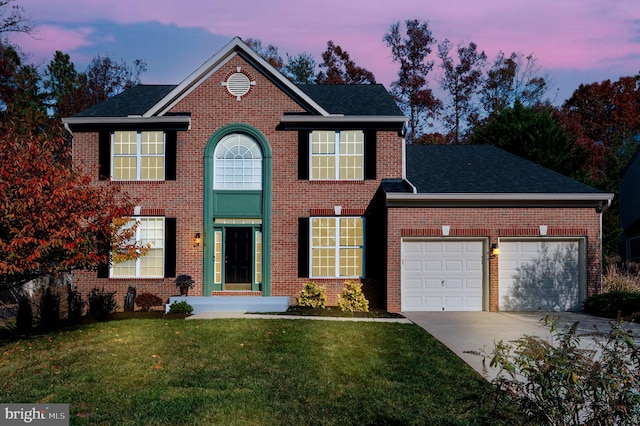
[297,281,326,308]
[135,292,164,311]
[583,291,640,319]
[474,317,640,425]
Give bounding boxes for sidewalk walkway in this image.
[187,311,411,323]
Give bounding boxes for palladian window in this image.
[214,134,262,190]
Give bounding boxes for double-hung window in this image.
[310,217,364,278]
[112,131,165,180]
[111,217,165,278]
[310,130,364,180]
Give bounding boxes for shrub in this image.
[15,297,32,334]
[168,300,193,315]
[602,261,640,293]
[87,287,118,321]
[297,281,326,308]
[39,286,60,328]
[337,280,369,312]
[474,317,640,425]
[135,293,164,311]
[583,291,640,319]
[66,286,84,323]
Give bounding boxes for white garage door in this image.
[499,240,582,311]
[402,240,484,311]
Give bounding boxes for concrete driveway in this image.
[403,311,640,380]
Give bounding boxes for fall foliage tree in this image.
[437,40,487,143]
[384,19,441,142]
[480,51,548,119]
[245,38,284,70]
[0,123,148,290]
[316,40,376,84]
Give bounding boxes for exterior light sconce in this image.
[194,232,201,247]
[490,243,499,259]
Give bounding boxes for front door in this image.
[225,227,252,290]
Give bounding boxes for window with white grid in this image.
[310,217,364,278]
[111,217,164,278]
[310,130,363,180]
[112,131,165,181]
[214,134,262,190]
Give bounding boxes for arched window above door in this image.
[213,133,263,190]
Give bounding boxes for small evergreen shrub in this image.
[87,287,118,321]
[16,297,32,334]
[583,291,640,319]
[297,281,327,308]
[135,293,164,311]
[39,286,60,328]
[337,280,369,312]
[168,300,193,315]
[67,286,84,323]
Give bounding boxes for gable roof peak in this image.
[144,36,330,117]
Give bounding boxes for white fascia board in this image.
[280,115,408,124]
[386,192,614,207]
[144,37,331,117]
[62,115,191,127]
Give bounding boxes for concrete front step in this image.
[166,296,290,314]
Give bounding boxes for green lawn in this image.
[0,317,524,425]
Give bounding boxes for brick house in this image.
[63,37,613,312]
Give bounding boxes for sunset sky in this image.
[8,0,640,104]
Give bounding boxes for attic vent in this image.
[223,71,255,100]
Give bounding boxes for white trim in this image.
[280,115,407,124]
[386,192,614,208]
[62,116,191,128]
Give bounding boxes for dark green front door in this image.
[225,227,252,289]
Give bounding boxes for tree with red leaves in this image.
[316,41,376,85]
[0,123,147,290]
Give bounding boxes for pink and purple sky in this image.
[8,0,640,104]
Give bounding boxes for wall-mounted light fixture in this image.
[490,243,499,259]
[194,232,201,247]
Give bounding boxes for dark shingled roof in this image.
[297,84,404,116]
[72,83,403,118]
[406,144,603,194]
[73,85,177,117]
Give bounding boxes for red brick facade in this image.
[71,54,403,306]
[386,207,603,312]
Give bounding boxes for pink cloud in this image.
[7,25,96,64]
[13,0,640,81]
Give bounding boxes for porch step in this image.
[166,296,290,314]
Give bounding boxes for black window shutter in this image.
[165,131,177,181]
[298,218,309,277]
[98,131,111,180]
[97,263,109,278]
[298,131,309,180]
[164,218,177,278]
[364,130,377,180]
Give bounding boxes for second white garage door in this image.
[402,240,484,311]
[499,240,583,311]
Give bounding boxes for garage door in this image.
[499,240,582,311]
[402,240,484,311]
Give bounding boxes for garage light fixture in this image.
[194,232,201,247]
[490,243,499,258]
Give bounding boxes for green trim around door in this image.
[204,123,272,296]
